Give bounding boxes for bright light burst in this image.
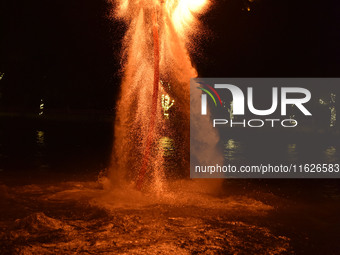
[116,0,209,35]
[166,0,209,34]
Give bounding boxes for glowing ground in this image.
[1,179,339,254]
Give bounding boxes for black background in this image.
[0,0,339,112]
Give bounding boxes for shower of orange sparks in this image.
[136,10,160,190]
[111,0,210,190]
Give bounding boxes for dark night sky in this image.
[0,0,339,112]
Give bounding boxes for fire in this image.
[110,0,210,189]
[167,0,209,35]
[116,0,209,31]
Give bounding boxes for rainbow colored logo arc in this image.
[197,82,222,107]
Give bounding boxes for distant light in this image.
[39,99,44,116]
[319,93,336,127]
[331,93,336,103]
[160,80,171,90]
[223,101,234,119]
[161,94,174,119]
[0,73,4,80]
[229,101,234,120]
[330,106,336,127]
[319,99,326,105]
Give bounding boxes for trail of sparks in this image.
[136,10,160,190]
[111,0,210,190]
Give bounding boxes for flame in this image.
[167,0,209,35]
[116,0,209,35]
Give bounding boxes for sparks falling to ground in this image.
[110,0,210,190]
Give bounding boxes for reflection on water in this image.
[224,139,245,162]
[159,136,175,157]
[223,137,339,164]
[0,119,112,182]
[325,146,337,162]
[36,130,45,146]
[287,143,298,162]
[35,130,48,169]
